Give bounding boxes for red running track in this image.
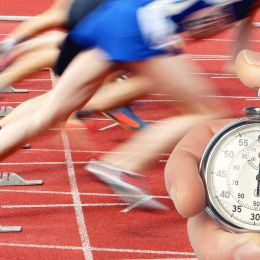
[0,2,260,259]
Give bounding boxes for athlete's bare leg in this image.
[4,0,70,44]
[0,49,113,159]
[83,75,153,112]
[0,32,65,88]
[99,55,223,172]
[0,50,223,164]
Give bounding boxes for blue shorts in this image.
[69,0,167,62]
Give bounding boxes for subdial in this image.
[246,143,260,170]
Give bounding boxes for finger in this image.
[164,119,231,217]
[235,49,260,89]
[188,212,260,260]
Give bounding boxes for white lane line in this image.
[0,161,87,165]
[98,122,119,131]
[0,242,82,250]
[0,189,170,200]
[246,98,260,101]
[1,203,129,209]
[50,64,92,259]
[20,148,171,156]
[91,247,195,256]
[61,130,93,260]
[0,242,194,256]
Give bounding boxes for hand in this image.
[164,119,260,259]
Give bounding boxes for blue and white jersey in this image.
[70,0,258,62]
[137,0,257,48]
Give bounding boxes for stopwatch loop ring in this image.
[244,107,260,118]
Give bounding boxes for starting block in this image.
[0,173,43,233]
[0,106,13,117]
[0,225,22,233]
[0,86,28,93]
[0,172,43,186]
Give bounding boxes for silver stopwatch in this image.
[200,107,260,233]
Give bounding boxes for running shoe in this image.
[102,105,147,131]
[86,160,168,210]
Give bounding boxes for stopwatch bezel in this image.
[200,115,260,233]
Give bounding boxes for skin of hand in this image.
[164,119,260,260]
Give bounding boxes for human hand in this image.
[164,119,260,259]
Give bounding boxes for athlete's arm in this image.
[2,0,70,45]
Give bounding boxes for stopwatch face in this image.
[201,119,260,232]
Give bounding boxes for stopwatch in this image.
[200,107,260,232]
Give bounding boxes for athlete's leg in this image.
[0,49,113,160]
[0,33,65,127]
[0,93,50,128]
[0,32,65,88]
[0,48,59,89]
[6,0,70,44]
[84,75,152,112]
[13,31,65,54]
[96,55,223,172]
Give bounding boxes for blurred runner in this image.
[0,0,146,131]
[0,0,258,209]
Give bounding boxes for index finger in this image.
[164,119,232,217]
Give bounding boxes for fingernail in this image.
[235,243,260,260]
[243,50,260,66]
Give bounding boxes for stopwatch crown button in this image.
[244,107,260,118]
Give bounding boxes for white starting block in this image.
[0,106,14,117]
[0,172,43,186]
[0,86,28,93]
[0,225,22,233]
